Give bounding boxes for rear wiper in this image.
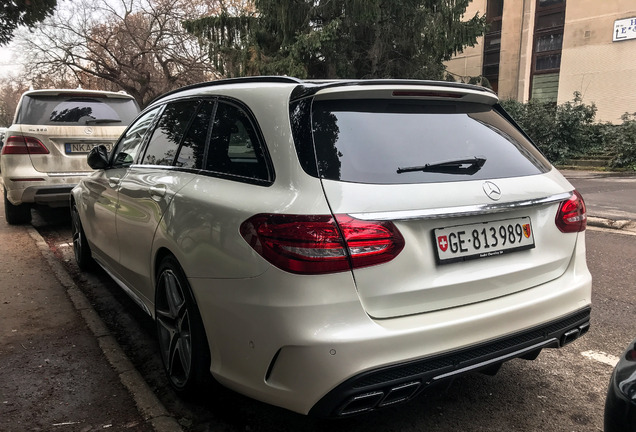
[85,118,122,124]
[397,157,486,175]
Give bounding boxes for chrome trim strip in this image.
[48,172,91,177]
[350,191,573,221]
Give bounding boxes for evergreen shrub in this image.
[499,93,636,170]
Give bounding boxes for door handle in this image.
[108,177,121,188]
[149,185,167,201]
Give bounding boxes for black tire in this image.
[71,202,94,270]
[4,188,31,225]
[155,255,212,396]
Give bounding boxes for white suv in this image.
[1,88,139,224]
[71,77,592,417]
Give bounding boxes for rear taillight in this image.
[555,190,587,233]
[240,214,405,275]
[1,135,49,155]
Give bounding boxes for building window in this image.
[483,0,504,93]
[530,0,565,102]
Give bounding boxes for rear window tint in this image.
[309,99,551,184]
[15,95,139,126]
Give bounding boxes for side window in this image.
[142,100,200,166]
[112,108,159,167]
[175,100,215,169]
[205,101,270,181]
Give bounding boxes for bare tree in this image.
[0,60,88,127]
[18,0,221,107]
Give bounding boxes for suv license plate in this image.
[65,143,113,154]
[434,217,535,264]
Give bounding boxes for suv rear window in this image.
[15,94,139,126]
[307,99,551,184]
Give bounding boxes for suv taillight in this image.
[240,214,405,275]
[555,190,587,233]
[1,135,49,155]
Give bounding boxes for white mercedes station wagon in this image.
[71,77,592,417]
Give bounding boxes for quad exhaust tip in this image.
[338,381,421,416]
[560,322,590,347]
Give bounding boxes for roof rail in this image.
[150,76,303,105]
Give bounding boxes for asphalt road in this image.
[29,182,636,431]
[563,170,636,222]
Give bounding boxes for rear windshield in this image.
[15,94,140,126]
[308,99,551,184]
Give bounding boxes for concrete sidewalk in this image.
[0,198,180,431]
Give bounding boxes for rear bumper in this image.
[191,240,591,415]
[310,307,591,417]
[3,173,89,207]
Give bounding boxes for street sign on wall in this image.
[614,17,636,42]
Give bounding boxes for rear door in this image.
[114,99,208,302]
[307,88,580,318]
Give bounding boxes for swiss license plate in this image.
[65,143,112,154]
[433,217,535,264]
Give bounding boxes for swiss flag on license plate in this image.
[437,235,449,252]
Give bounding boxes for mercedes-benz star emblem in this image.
[483,181,502,201]
[84,127,94,135]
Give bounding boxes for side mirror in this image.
[87,145,110,170]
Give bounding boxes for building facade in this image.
[446,0,636,123]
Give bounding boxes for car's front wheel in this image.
[3,188,31,225]
[155,255,212,396]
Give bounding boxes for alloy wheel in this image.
[156,269,192,389]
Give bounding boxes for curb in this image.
[26,226,183,432]
[587,217,636,234]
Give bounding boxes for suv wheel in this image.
[155,255,212,396]
[4,188,31,225]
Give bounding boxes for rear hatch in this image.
[13,91,139,173]
[292,83,581,319]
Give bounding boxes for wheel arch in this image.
[153,247,174,302]
[153,247,201,307]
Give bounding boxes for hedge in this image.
[499,92,636,170]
